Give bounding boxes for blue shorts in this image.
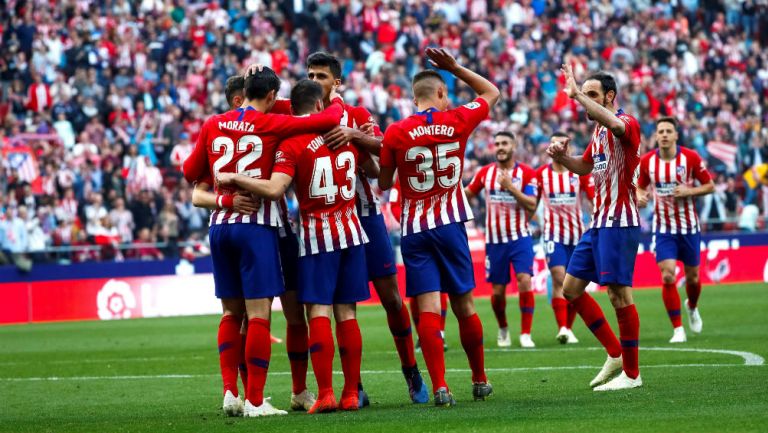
[278,228,300,291]
[360,214,397,280]
[567,227,640,287]
[401,223,475,297]
[297,245,371,305]
[485,237,535,284]
[654,232,701,267]
[209,224,285,300]
[545,241,577,269]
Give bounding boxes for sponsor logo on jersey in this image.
[464,101,481,110]
[656,182,677,196]
[593,153,608,172]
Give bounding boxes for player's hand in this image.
[546,141,568,161]
[425,47,460,72]
[328,86,343,106]
[673,185,693,198]
[324,126,358,150]
[637,191,649,208]
[232,194,259,214]
[360,123,375,137]
[244,63,265,76]
[216,172,238,187]
[561,63,579,99]
[497,169,514,192]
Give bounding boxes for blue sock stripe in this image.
[218,342,233,353]
[621,339,639,348]
[309,343,323,354]
[287,351,309,361]
[390,326,412,338]
[440,310,448,318]
[588,318,605,332]
[520,307,535,314]
[667,309,681,317]
[249,357,270,369]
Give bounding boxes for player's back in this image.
[275,133,367,256]
[381,99,490,235]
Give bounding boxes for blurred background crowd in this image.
[1,0,767,266]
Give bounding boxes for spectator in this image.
[132,227,163,260]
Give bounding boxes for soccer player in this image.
[536,132,594,345]
[637,117,713,343]
[183,68,344,415]
[379,48,499,406]
[187,75,316,412]
[262,52,427,405]
[465,131,539,348]
[217,79,376,413]
[547,65,643,391]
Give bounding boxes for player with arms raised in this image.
[547,66,643,391]
[217,79,377,413]
[464,131,539,348]
[379,48,499,406]
[537,132,594,344]
[183,68,343,416]
[637,117,713,343]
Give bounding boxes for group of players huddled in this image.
[182,48,712,416]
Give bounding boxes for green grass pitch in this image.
[1,282,766,432]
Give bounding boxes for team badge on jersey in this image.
[677,166,686,177]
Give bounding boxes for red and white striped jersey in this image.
[467,162,538,243]
[273,133,369,256]
[380,98,490,236]
[536,164,594,245]
[638,146,712,234]
[581,109,642,228]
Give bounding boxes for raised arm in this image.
[426,48,500,107]
[562,63,626,137]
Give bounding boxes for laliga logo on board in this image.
[97,279,137,320]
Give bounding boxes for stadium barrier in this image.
[1,232,766,325]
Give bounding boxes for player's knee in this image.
[449,293,475,318]
[686,272,700,285]
[516,274,532,291]
[661,272,676,284]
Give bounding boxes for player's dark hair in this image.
[307,52,342,79]
[586,71,618,96]
[225,75,244,108]
[290,79,324,116]
[656,116,678,130]
[243,67,281,101]
[412,70,445,100]
[494,131,515,141]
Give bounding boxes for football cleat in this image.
[556,326,569,344]
[593,372,643,391]
[590,354,623,388]
[244,397,288,417]
[290,389,316,411]
[339,392,359,411]
[433,387,456,407]
[686,300,703,334]
[565,328,579,344]
[519,333,536,348]
[497,327,511,347]
[308,393,338,414]
[358,386,370,408]
[472,382,493,401]
[669,326,687,343]
[222,390,244,417]
[403,366,429,404]
[270,333,283,344]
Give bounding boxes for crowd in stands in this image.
[1,0,767,265]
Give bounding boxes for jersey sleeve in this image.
[580,174,595,200]
[581,144,593,163]
[617,113,641,150]
[522,165,538,196]
[449,98,490,136]
[637,153,651,188]
[182,117,213,183]
[272,138,301,178]
[379,125,399,169]
[466,165,487,195]
[352,106,383,137]
[271,99,292,115]
[690,151,713,184]
[534,166,545,199]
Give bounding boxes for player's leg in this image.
[655,233,685,341]
[593,227,643,391]
[486,243,511,346]
[434,223,489,403]
[547,241,578,344]
[564,229,623,387]
[440,292,449,344]
[511,237,536,347]
[680,232,703,333]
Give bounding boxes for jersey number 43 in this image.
[310,151,356,204]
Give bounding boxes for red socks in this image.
[686,280,702,308]
[566,301,577,329]
[309,317,335,397]
[616,304,640,379]
[245,318,271,406]
[458,313,487,383]
[552,297,568,328]
[491,294,508,329]
[218,315,243,397]
[417,312,447,392]
[336,319,363,397]
[440,293,448,331]
[286,323,309,394]
[386,304,417,369]
[571,293,622,358]
[662,283,682,328]
[519,291,535,334]
[410,297,420,326]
